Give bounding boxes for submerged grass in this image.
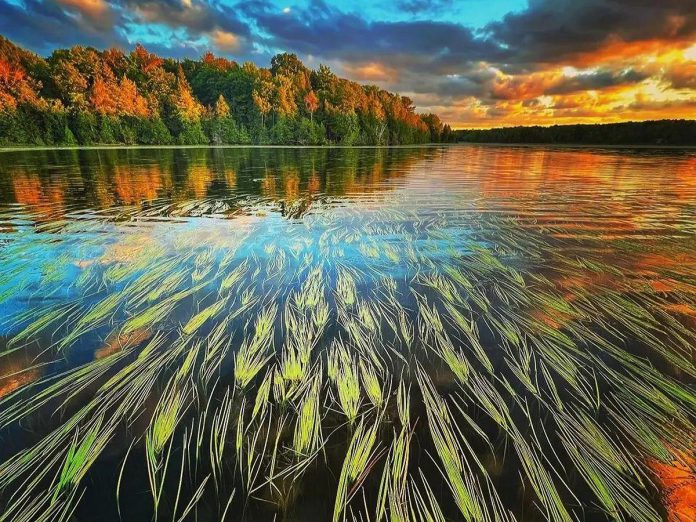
[0,173,694,522]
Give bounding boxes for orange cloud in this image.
[558,28,695,68]
[664,60,696,89]
[445,40,696,129]
[57,0,110,20]
[210,30,240,52]
[343,62,398,83]
[490,71,562,101]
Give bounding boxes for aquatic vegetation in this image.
[182,295,228,335]
[0,146,694,521]
[53,417,113,502]
[329,340,363,422]
[234,304,277,388]
[293,373,323,456]
[418,369,487,522]
[333,417,382,522]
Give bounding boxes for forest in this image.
[0,36,452,146]
[455,119,696,146]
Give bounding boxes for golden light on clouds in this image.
[210,30,240,52]
[343,62,398,83]
[439,39,696,128]
[56,0,110,20]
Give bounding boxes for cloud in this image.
[240,0,496,66]
[0,0,127,53]
[341,61,399,82]
[0,0,694,127]
[547,69,651,95]
[624,94,696,113]
[395,0,453,15]
[663,60,696,89]
[122,0,249,38]
[210,30,241,52]
[484,0,696,68]
[57,0,112,23]
[0,0,257,59]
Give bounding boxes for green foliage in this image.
[62,125,77,145]
[205,114,247,144]
[326,111,360,145]
[70,111,97,145]
[421,113,444,143]
[97,115,117,143]
[0,36,447,146]
[176,118,207,145]
[135,117,173,145]
[296,118,325,145]
[119,120,138,145]
[270,116,295,144]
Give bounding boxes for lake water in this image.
[0,146,694,521]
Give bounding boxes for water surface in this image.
[0,146,694,522]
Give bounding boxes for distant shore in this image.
[453,119,696,147]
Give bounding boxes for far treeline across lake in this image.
[455,119,696,146]
[0,35,454,147]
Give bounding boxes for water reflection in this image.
[0,147,435,221]
[0,145,694,522]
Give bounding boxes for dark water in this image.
[0,146,694,522]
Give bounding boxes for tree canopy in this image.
[0,36,450,146]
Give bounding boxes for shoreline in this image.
[0,143,446,153]
[1,142,695,153]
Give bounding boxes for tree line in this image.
[0,36,453,147]
[455,120,696,146]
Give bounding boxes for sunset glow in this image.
[424,36,696,128]
[0,0,693,128]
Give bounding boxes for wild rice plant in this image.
[360,359,385,409]
[182,296,228,335]
[329,341,362,423]
[417,369,485,522]
[234,304,277,388]
[209,388,234,485]
[53,417,113,502]
[333,417,382,522]
[293,373,323,456]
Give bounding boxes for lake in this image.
[0,145,694,521]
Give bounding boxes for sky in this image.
[1,0,695,128]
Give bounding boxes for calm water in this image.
[0,146,694,522]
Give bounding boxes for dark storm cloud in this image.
[389,64,496,98]
[547,68,651,95]
[0,0,254,58]
[0,0,127,55]
[664,61,696,90]
[120,0,251,39]
[484,0,696,67]
[240,0,497,68]
[395,0,453,15]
